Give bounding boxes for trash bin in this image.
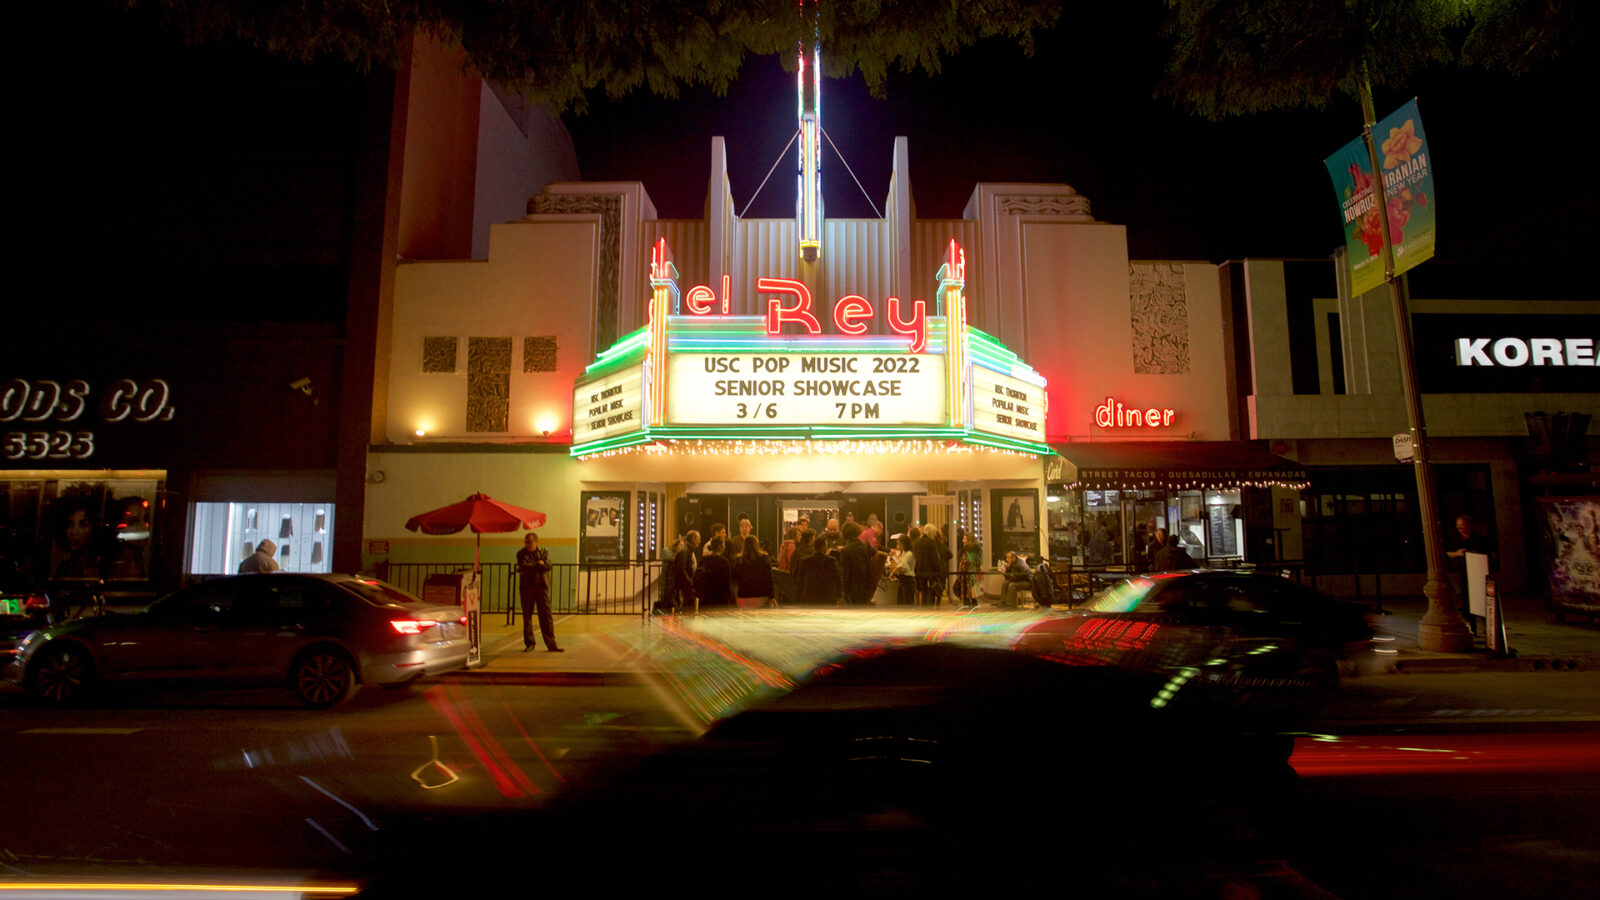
[422,572,464,606]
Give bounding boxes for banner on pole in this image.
[1325,98,1436,297]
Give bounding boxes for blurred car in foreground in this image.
[360,642,1306,899]
[1012,570,1376,695]
[4,573,468,707]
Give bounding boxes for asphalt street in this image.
[2,656,1597,896]
[0,678,687,879]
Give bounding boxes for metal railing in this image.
[377,560,665,620]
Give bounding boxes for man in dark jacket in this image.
[653,530,700,615]
[515,532,561,651]
[1001,551,1032,608]
[793,534,842,605]
[838,522,877,605]
[1151,534,1194,572]
[913,527,943,606]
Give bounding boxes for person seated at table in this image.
[1001,551,1032,608]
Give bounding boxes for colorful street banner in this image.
[1325,98,1436,296]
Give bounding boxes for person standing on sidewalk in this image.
[838,522,877,605]
[1446,514,1495,621]
[516,533,562,652]
[655,530,700,615]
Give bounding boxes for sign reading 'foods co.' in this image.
[2,378,176,461]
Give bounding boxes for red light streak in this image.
[492,685,568,785]
[423,684,532,799]
[1290,732,1600,777]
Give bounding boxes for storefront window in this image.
[189,501,334,575]
[1046,491,1079,563]
[1083,489,1124,566]
[0,475,161,583]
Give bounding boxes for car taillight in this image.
[390,619,439,635]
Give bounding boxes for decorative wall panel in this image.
[523,336,557,372]
[422,336,457,373]
[1130,263,1190,374]
[466,337,511,432]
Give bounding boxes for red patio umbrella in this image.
[404,492,546,572]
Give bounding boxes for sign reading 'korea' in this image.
[971,366,1044,440]
[573,362,645,441]
[667,353,946,426]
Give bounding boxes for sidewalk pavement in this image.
[445,590,1600,683]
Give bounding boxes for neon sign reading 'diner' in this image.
[1095,397,1177,429]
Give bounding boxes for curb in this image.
[1393,653,1593,674]
[424,669,643,686]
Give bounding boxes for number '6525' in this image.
[2,431,95,460]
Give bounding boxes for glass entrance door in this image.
[1124,494,1167,570]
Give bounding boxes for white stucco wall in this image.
[387,217,599,443]
[472,88,580,260]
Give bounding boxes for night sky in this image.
[564,7,1596,276]
[8,2,1594,322]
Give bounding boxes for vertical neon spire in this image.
[797,1,822,262]
[647,237,679,426]
[937,239,969,428]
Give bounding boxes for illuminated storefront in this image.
[368,134,1271,581]
[558,237,1050,566]
[3,324,345,595]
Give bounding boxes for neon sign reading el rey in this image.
[655,242,932,353]
[1094,396,1176,429]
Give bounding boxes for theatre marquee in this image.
[570,239,1049,458]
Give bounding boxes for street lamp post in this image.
[1358,77,1473,652]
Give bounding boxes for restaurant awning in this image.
[1046,441,1309,491]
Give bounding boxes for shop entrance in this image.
[1127,495,1167,570]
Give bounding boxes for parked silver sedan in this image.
[4,573,469,707]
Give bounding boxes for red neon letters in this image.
[1095,397,1176,429]
[758,278,822,335]
[833,295,871,335]
[887,297,929,354]
[682,279,931,354]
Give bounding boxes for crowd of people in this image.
[651,512,1006,614]
[647,513,1216,616]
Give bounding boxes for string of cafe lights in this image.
[579,438,1041,460]
[1060,476,1311,491]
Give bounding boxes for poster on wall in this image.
[0,477,158,583]
[1539,497,1600,613]
[580,492,628,563]
[990,489,1040,563]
